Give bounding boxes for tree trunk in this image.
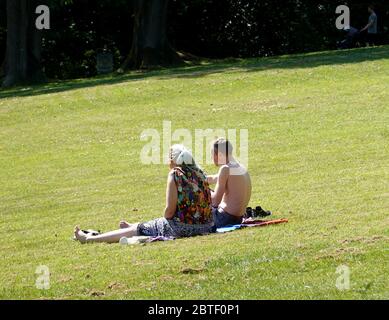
[2,0,46,87]
[121,0,181,70]
[0,57,5,79]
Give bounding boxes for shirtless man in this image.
[207,138,252,228]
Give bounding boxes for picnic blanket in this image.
[216,218,289,233]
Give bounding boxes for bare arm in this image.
[211,166,229,207]
[164,171,178,219]
[361,21,374,32]
[207,174,218,185]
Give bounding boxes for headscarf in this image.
[170,144,205,177]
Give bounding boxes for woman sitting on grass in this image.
[74,145,215,243]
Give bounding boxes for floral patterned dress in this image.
[172,166,213,225]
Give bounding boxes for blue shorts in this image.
[212,207,243,228]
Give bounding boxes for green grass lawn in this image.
[0,47,388,300]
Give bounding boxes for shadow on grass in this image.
[1,46,389,99]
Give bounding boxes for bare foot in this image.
[119,220,131,229]
[74,226,88,244]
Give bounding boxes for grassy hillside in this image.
[0,47,388,299]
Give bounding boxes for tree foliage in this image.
[1,0,388,82]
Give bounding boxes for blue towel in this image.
[216,225,243,233]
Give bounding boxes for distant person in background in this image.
[338,26,360,49]
[360,5,378,46]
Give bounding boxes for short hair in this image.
[213,138,233,156]
[368,4,375,10]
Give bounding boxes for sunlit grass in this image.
[0,46,388,299]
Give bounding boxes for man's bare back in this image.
[210,161,252,217]
[219,162,252,217]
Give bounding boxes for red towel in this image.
[241,218,288,227]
